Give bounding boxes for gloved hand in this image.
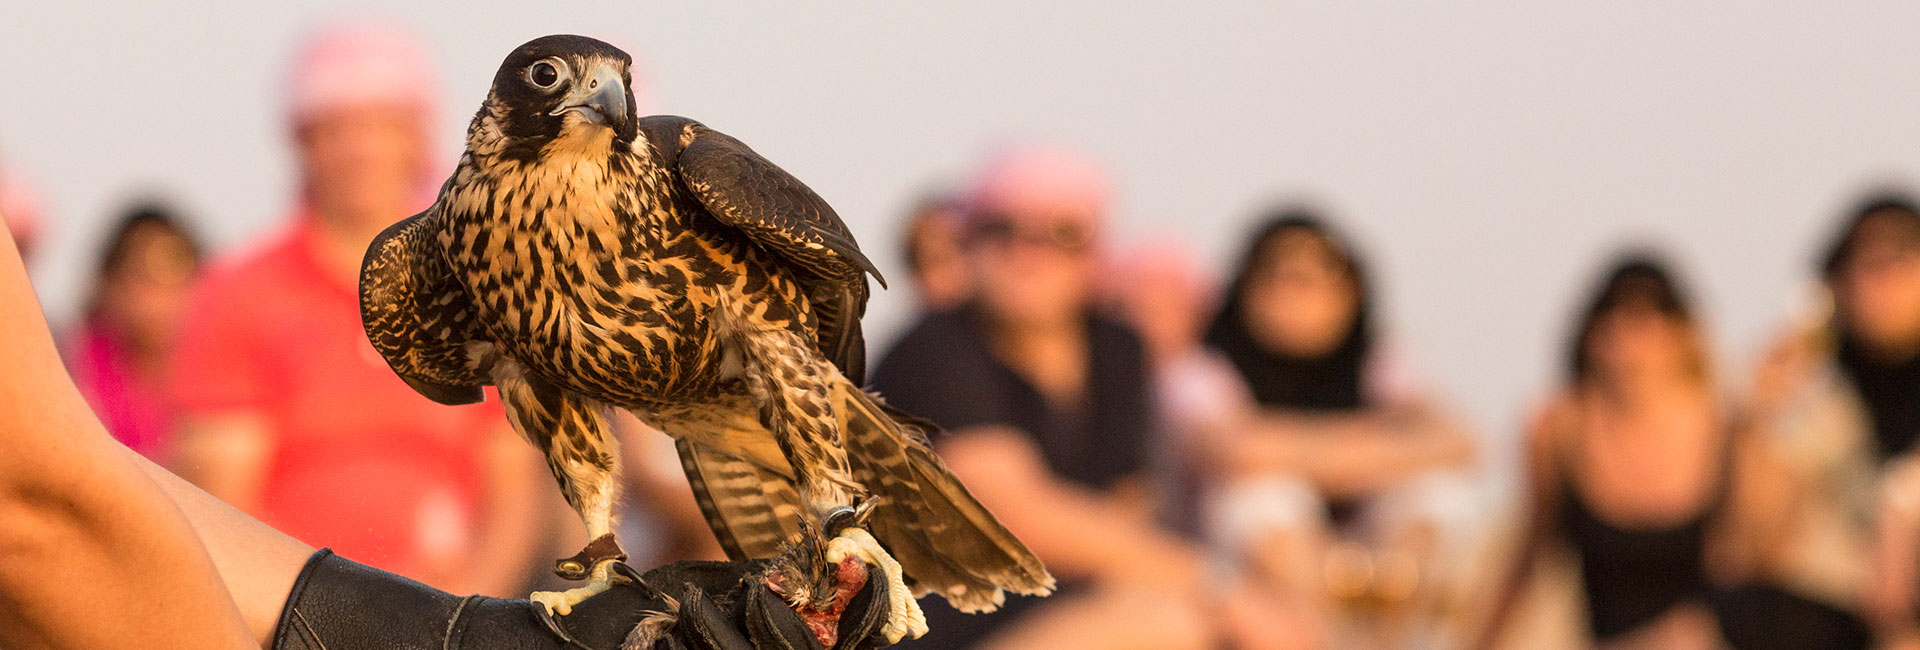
[273,549,897,650]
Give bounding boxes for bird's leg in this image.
[736,329,925,642]
[531,433,625,616]
[496,372,626,617]
[736,332,862,518]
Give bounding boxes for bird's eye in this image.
[525,58,568,89]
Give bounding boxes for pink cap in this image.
[964,143,1111,225]
[287,22,436,126]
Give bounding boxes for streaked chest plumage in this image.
[433,143,812,408]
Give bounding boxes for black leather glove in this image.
[273,549,894,650]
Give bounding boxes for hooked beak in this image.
[551,61,632,138]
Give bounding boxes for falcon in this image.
[359,34,1052,643]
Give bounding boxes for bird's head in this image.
[474,35,638,158]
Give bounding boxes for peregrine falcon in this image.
[359,34,1051,643]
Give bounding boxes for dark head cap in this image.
[479,35,638,155]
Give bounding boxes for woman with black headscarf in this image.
[1196,210,1477,646]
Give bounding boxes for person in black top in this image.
[1480,255,1775,650]
[872,145,1214,650]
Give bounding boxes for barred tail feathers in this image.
[834,381,1055,613]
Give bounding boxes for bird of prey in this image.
[359,34,1052,643]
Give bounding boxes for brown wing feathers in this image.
[647,116,879,384]
[359,211,489,405]
[835,382,1055,612]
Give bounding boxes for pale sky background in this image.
[6,1,1920,480]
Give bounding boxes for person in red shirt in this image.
[168,22,543,596]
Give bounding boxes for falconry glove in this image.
[273,549,898,650]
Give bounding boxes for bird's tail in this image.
[832,381,1055,613]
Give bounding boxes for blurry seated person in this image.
[1480,256,1785,650]
[1116,242,1332,650]
[900,191,972,311]
[64,201,202,460]
[1195,212,1477,646]
[1748,194,1920,650]
[871,146,1213,650]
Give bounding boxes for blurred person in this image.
[1197,212,1476,648]
[1741,194,1920,650]
[1114,240,1227,528]
[871,145,1215,650]
[1479,256,1781,650]
[64,200,202,460]
[1117,241,1333,650]
[167,23,544,596]
[901,191,972,310]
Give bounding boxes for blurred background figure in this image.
[1479,255,1782,650]
[872,145,1215,650]
[900,190,972,311]
[1742,193,1920,650]
[1116,241,1331,650]
[64,201,201,460]
[0,159,46,265]
[1196,212,1477,649]
[1112,239,1227,532]
[165,22,544,596]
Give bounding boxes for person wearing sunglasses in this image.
[871,145,1214,650]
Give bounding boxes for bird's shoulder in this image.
[633,115,704,161]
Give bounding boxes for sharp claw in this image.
[533,602,588,648]
[608,560,673,605]
[826,526,928,643]
[610,560,645,585]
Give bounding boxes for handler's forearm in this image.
[169,415,274,514]
[0,224,256,649]
[0,444,255,650]
[136,450,313,647]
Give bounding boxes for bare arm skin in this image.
[0,227,258,650]
[133,451,313,646]
[939,427,1204,590]
[943,427,1217,650]
[169,413,276,515]
[1869,454,1920,642]
[1207,401,1477,500]
[1707,418,1797,586]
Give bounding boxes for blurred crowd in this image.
[9,21,1920,650]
